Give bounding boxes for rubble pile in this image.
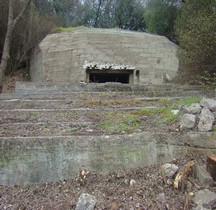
[179,98,216,131]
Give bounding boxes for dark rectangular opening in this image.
[89,73,130,84]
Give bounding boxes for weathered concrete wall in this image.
[30,28,179,85]
[0,132,215,186]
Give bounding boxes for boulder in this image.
[75,193,96,210]
[200,98,216,112]
[181,103,202,114]
[180,114,196,129]
[198,108,215,132]
[193,189,216,210]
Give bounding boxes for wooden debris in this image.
[207,154,216,181]
[75,169,90,186]
[173,160,195,190]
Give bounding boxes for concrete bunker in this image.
[30,28,179,85]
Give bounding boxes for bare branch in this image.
[11,0,32,30]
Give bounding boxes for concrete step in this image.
[14,82,216,96]
[0,106,156,127]
[0,97,161,110]
[0,121,102,137]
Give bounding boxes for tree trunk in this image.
[0,0,32,92]
[94,0,102,27]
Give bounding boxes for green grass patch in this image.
[158,98,173,106]
[171,97,202,108]
[140,107,167,116]
[99,97,202,133]
[31,112,38,118]
[158,97,201,108]
[101,111,141,133]
[52,26,87,33]
[140,106,180,124]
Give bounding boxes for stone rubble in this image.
[179,98,216,131]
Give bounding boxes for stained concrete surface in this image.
[0,132,215,186]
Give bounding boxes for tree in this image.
[75,0,145,30]
[10,3,56,73]
[115,0,145,31]
[175,0,216,84]
[144,0,179,41]
[0,0,32,92]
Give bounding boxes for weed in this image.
[171,97,201,108]
[31,112,38,118]
[101,111,141,133]
[162,112,180,124]
[140,107,167,116]
[159,98,172,106]
[140,106,179,125]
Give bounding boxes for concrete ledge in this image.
[15,82,216,97]
[0,132,215,150]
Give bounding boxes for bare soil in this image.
[0,153,216,210]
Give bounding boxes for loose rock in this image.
[75,193,96,210]
[191,164,214,186]
[200,98,216,112]
[193,189,216,210]
[181,103,202,114]
[161,163,178,179]
[180,114,196,129]
[198,108,214,131]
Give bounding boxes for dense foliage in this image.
[175,0,216,84]
[144,0,179,41]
